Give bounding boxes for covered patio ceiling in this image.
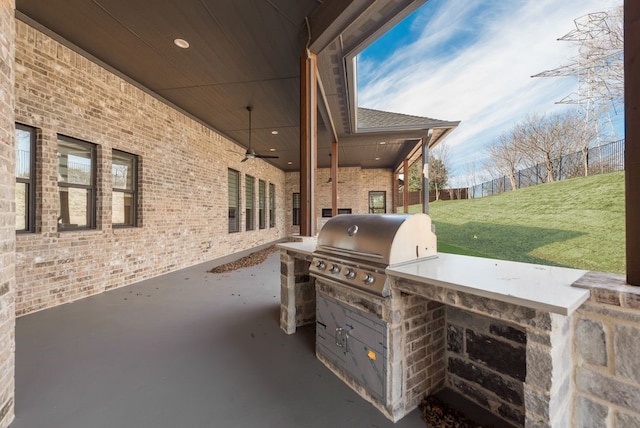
[15,0,458,171]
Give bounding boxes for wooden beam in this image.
[392,174,397,213]
[626,0,640,285]
[331,140,338,216]
[300,52,318,236]
[422,130,433,215]
[421,138,428,215]
[403,159,409,214]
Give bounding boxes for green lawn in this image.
[413,172,625,273]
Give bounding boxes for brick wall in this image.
[402,296,445,411]
[0,0,15,426]
[284,167,393,235]
[14,20,287,316]
[279,249,315,333]
[573,272,640,427]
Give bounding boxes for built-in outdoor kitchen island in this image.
[278,214,591,427]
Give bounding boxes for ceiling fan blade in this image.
[255,154,279,159]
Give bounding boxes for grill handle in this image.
[317,245,384,261]
[335,327,349,352]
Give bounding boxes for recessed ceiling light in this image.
[375,157,380,160]
[379,141,386,145]
[287,161,293,165]
[269,148,276,152]
[174,38,190,49]
[271,130,279,135]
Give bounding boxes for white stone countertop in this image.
[387,253,591,316]
[276,240,317,256]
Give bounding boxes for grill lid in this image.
[316,213,437,266]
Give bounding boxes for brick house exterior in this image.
[11,21,395,318]
[2,5,640,428]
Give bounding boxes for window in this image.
[245,175,255,231]
[258,179,266,229]
[16,124,36,232]
[322,208,352,217]
[57,136,96,230]
[369,191,386,213]
[269,183,275,228]
[292,193,300,226]
[112,150,138,227]
[228,169,240,233]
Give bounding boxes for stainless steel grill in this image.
[309,213,437,296]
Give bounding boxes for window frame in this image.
[368,191,387,214]
[111,149,138,228]
[57,135,97,231]
[228,168,240,233]
[258,179,266,229]
[292,192,301,226]
[15,124,36,233]
[269,183,275,228]
[245,174,255,231]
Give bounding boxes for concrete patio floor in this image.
[12,251,426,428]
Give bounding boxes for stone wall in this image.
[392,277,575,427]
[284,167,393,235]
[279,249,315,333]
[446,307,526,426]
[0,0,15,426]
[573,272,640,427]
[14,20,287,316]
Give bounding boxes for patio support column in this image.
[422,130,432,215]
[625,0,640,285]
[331,140,338,216]
[392,171,398,213]
[300,51,318,236]
[403,159,409,213]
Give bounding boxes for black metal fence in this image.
[469,139,625,198]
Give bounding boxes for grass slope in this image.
[427,171,625,273]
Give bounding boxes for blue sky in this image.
[357,0,624,186]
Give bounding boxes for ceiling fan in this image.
[241,106,279,162]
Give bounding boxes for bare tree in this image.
[463,160,485,199]
[429,142,450,200]
[488,131,524,190]
[513,111,589,182]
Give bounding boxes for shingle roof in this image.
[357,107,459,131]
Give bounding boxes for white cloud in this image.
[358,0,622,185]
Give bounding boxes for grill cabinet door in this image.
[316,292,387,402]
[316,292,349,369]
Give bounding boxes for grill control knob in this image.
[363,274,375,285]
[330,264,341,274]
[315,261,326,270]
[344,268,356,279]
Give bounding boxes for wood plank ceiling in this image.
[16,0,457,171]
